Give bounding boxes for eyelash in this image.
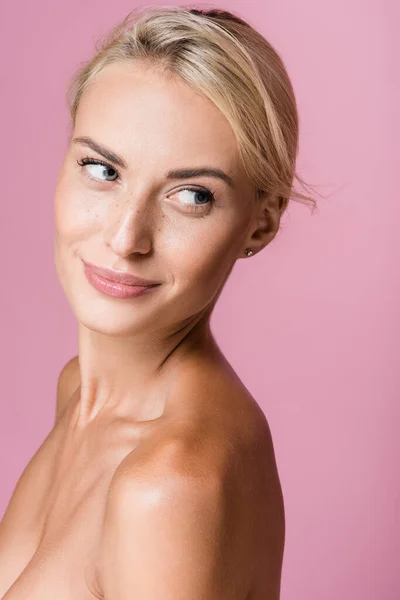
[76,156,217,213]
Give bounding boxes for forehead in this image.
[73,61,243,174]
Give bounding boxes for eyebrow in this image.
[72,136,235,188]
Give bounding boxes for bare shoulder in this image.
[98,427,252,599]
[122,358,280,486]
[55,355,80,425]
[97,365,284,598]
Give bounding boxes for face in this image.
[54,61,258,336]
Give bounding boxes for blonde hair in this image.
[67,4,320,214]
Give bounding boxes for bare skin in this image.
[0,60,285,599]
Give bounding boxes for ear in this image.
[240,192,283,258]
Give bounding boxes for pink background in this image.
[1,1,399,598]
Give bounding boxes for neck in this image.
[74,312,216,428]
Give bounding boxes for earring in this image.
[245,248,254,257]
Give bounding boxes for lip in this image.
[82,260,160,287]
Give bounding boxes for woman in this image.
[0,5,316,599]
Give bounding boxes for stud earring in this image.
[245,248,254,257]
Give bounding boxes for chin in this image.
[74,300,161,337]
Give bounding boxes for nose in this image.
[103,193,154,258]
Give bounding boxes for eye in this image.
[169,187,216,212]
[77,157,119,182]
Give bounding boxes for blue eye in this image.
[172,188,216,208]
[77,157,119,182]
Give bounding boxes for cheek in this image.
[54,176,104,242]
[163,238,235,320]
[166,218,241,294]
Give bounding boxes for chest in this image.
[0,420,140,599]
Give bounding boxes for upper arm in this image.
[98,444,242,600]
[55,355,80,424]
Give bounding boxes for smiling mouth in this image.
[83,263,161,299]
[82,259,161,287]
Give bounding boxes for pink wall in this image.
[1,1,398,598]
